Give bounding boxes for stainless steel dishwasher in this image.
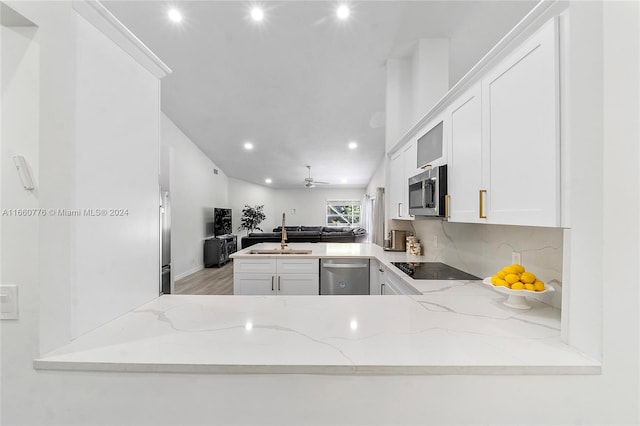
[320,258,370,295]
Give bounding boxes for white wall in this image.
[273,188,366,229]
[161,114,229,279]
[365,156,385,197]
[1,19,40,394]
[229,178,365,232]
[70,13,161,338]
[228,177,275,243]
[412,39,449,124]
[1,2,639,426]
[447,1,538,87]
[386,40,449,150]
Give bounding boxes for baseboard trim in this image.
[175,265,204,281]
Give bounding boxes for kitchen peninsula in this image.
[34,243,598,375]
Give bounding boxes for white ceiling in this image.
[104,1,536,189]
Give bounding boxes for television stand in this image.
[204,235,237,267]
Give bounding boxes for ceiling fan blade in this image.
[313,181,330,185]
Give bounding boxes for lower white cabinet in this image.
[233,258,319,295]
[382,270,418,295]
[369,260,385,295]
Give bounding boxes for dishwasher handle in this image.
[322,263,369,269]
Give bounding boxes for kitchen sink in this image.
[248,249,313,255]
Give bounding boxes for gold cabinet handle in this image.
[445,194,451,219]
[381,283,385,295]
[479,190,487,219]
[397,202,402,217]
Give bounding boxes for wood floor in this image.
[174,261,233,295]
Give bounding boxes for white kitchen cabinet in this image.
[382,270,417,295]
[388,140,418,220]
[381,279,400,295]
[369,260,385,295]
[481,18,560,227]
[447,83,484,223]
[233,258,319,295]
[234,274,275,295]
[276,274,319,295]
[445,18,560,227]
[389,150,405,220]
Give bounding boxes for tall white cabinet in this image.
[447,83,484,223]
[445,18,560,228]
[388,140,418,220]
[481,18,560,227]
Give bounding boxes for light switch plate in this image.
[0,284,19,320]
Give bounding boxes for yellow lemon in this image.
[497,270,506,279]
[494,278,509,287]
[511,282,525,290]
[533,280,545,291]
[504,273,520,284]
[503,266,519,275]
[521,272,536,284]
[491,275,500,285]
[524,283,535,291]
[511,264,525,274]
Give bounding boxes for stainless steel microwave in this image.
[408,165,448,217]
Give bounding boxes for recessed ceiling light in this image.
[265,178,272,184]
[250,7,264,22]
[348,141,358,149]
[341,178,348,184]
[336,5,350,20]
[243,142,254,150]
[167,8,182,23]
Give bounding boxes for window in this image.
[326,200,361,227]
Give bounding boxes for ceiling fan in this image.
[304,165,329,188]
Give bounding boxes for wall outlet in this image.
[433,235,438,248]
[511,251,522,265]
[290,208,296,215]
[0,284,19,320]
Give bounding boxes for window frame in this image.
[325,199,361,228]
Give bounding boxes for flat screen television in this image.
[213,208,232,236]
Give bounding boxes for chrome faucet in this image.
[280,212,288,250]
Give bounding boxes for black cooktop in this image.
[391,262,480,280]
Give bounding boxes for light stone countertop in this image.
[34,243,600,374]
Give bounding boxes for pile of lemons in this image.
[491,264,545,291]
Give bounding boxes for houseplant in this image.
[238,204,266,234]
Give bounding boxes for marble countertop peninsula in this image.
[35,244,599,374]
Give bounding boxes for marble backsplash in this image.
[392,219,564,308]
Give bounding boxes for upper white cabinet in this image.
[389,150,404,220]
[447,83,484,223]
[388,17,561,228]
[388,140,418,220]
[481,19,560,227]
[445,18,560,227]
